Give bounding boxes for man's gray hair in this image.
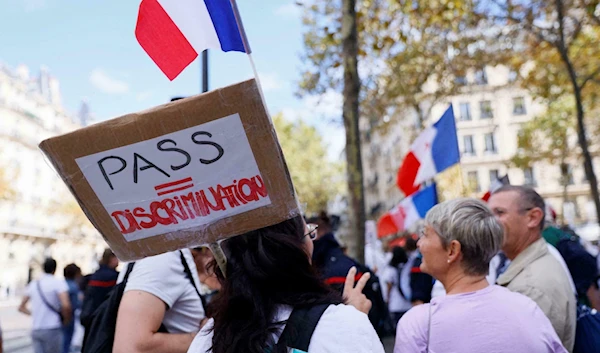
[425,198,504,276]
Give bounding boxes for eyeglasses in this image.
[305,224,318,240]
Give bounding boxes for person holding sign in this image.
[187,215,384,353]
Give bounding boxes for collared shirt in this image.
[497,238,576,352]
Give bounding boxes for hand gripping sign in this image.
[40,79,300,261]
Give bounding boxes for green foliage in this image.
[298,0,515,129]
[512,97,578,169]
[272,113,345,214]
[518,27,600,109]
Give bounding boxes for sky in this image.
[0,0,346,159]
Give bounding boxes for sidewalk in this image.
[1,302,33,353]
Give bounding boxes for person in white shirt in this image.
[18,258,72,353]
[381,247,412,325]
[113,249,206,353]
[187,215,385,353]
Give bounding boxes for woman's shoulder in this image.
[488,285,540,307]
[393,304,430,353]
[320,303,370,322]
[398,302,430,328]
[311,304,385,352]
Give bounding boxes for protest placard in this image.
[40,79,299,261]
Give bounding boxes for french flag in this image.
[135,0,247,80]
[397,105,460,196]
[377,184,438,238]
[482,174,510,202]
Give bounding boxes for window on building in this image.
[561,163,575,185]
[459,102,471,121]
[508,69,518,83]
[568,165,575,185]
[524,167,536,186]
[484,133,497,153]
[513,97,527,115]
[489,169,500,184]
[455,75,467,86]
[468,171,481,192]
[474,68,488,85]
[463,135,475,155]
[480,101,493,119]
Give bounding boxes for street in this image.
[1,300,33,353]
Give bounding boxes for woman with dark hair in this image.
[187,215,384,353]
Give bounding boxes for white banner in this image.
[76,113,271,242]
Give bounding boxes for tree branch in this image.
[566,16,584,48]
[555,0,568,50]
[580,66,600,89]
[486,7,552,45]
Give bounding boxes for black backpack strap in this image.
[397,264,408,301]
[123,262,135,283]
[36,280,64,322]
[276,304,330,351]
[179,250,206,309]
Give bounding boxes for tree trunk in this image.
[553,0,600,223]
[561,52,600,223]
[341,0,365,263]
[560,162,569,225]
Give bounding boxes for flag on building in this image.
[482,174,510,201]
[377,183,438,238]
[135,0,248,80]
[397,105,460,197]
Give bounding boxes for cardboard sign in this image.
[40,79,299,261]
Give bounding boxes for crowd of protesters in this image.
[9,184,600,353]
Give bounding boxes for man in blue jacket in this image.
[80,249,119,349]
[310,212,392,336]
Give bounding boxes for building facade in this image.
[0,63,104,300]
[363,65,598,226]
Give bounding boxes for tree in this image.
[340,0,365,263]
[512,98,579,219]
[298,0,365,260]
[298,0,513,260]
[482,0,600,223]
[436,165,475,201]
[272,114,345,215]
[300,0,515,129]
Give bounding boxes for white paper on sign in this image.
[75,113,271,242]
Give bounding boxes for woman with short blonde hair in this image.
[394,198,566,353]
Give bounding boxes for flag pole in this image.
[229,0,271,117]
[201,50,209,93]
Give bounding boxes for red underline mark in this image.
[155,177,193,190]
[154,177,194,196]
[156,184,194,196]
